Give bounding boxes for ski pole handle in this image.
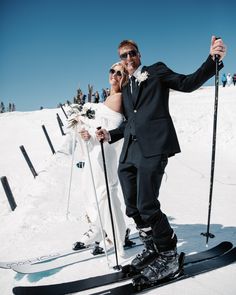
[97,126,104,143]
[215,36,221,61]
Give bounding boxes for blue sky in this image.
[0,0,235,111]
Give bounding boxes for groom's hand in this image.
[210,36,227,61]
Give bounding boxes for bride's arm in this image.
[79,128,100,152]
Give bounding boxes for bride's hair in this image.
[110,62,129,91]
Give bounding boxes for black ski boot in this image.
[91,242,104,255]
[123,228,136,249]
[130,229,158,271]
[73,241,87,250]
[133,248,184,290]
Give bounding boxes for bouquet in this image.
[67,104,95,128]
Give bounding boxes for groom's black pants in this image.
[118,138,177,251]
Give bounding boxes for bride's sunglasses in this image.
[109,68,123,77]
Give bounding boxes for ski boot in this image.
[122,228,157,276]
[132,249,185,291]
[123,228,136,249]
[91,242,105,255]
[73,226,105,250]
[73,241,87,250]
[130,228,158,271]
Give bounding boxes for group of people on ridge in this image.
[221,72,236,87]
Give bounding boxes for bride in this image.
[68,62,129,256]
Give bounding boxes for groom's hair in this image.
[118,40,139,52]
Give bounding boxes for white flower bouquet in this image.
[67,104,95,128]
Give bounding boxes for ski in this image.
[1,234,139,270]
[12,241,232,295]
[92,246,236,294]
[0,244,92,269]
[11,241,143,274]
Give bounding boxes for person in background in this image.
[96,36,226,284]
[226,73,232,86]
[233,73,236,86]
[221,73,227,87]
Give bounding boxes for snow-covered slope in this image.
[0,86,235,295]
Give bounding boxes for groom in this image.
[96,37,226,284]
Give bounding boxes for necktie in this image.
[130,76,137,94]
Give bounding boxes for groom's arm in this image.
[96,120,126,143]
[109,120,126,143]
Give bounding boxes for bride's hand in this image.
[80,128,91,141]
[96,128,110,142]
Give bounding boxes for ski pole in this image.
[97,127,120,270]
[84,139,111,269]
[66,126,77,220]
[201,46,220,246]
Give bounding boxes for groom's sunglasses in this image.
[109,68,123,77]
[120,50,138,60]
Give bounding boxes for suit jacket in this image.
[110,55,223,162]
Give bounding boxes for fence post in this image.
[19,145,38,178]
[60,104,68,119]
[56,113,65,136]
[1,176,17,211]
[57,113,64,126]
[42,125,56,154]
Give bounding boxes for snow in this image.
[0,86,236,295]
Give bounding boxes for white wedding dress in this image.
[62,102,127,256]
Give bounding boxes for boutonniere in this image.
[136,71,149,85]
[67,104,95,128]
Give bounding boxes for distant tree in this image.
[88,84,93,102]
[101,88,107,101]
[74,88,84,105]
[40,106,44,110]
[93,91,100,103]
[12,103,16,111]
[0,102,5,113]
[82,94,86,104]
[101,88,110,101]
[7,103,12,112]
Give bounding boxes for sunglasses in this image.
[109,68,123,77]
[120,50,138,60]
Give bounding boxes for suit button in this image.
[134,110,137,113]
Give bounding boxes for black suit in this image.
[110,55,223,251]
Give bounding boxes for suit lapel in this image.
[123,84,133,110]
[133,66,146,106]
[132,83,139,106]
[123,66,147,108]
